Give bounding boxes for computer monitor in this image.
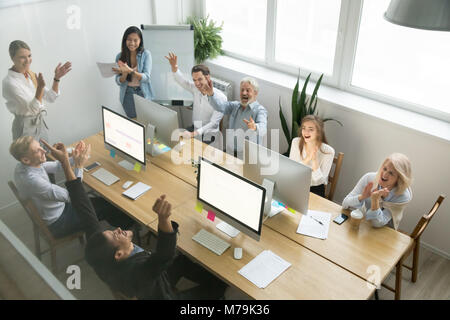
[243,139,311,215]
[102,106,146,170]
[134,94,182,156]
[197,157,266,241]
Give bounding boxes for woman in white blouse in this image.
[2,40,71,142]
[289,115,335,197]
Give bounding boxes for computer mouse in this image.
[234,247,243,260]
[122,181,133,189]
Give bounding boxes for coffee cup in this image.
[350,208,364,230]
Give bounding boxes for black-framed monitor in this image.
[197,157,266,241]
[243,139,311,215]
[102,106,146,170]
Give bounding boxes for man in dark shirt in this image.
[41,140,226,300]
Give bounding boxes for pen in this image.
[308,215,324,226]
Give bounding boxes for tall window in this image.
[275,0,341,75]
[352,0,450,116]
[206,0,267,60]
[204,0,450,120]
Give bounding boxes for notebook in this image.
[122,182,151,200]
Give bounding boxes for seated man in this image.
[9,136,135,238]
[203,76,268,158]
[42,140,227,300]
[165,52,226,145]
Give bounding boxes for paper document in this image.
[96,62,118,78]
[238,250,291,289]
[296,210,331,239]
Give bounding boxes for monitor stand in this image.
[262,178,275,221]
[118,160,135,171]
[216,221,240,238]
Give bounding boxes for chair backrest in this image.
[410,195,445,240]
[8,180,56,242]
[326,152,344,201]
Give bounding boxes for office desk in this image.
[147,198,375,300]
[80,133,197,226]
[148,138,413,299]
[150,137,242,188]
[264,193,413,299]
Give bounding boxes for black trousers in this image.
[48,197,135,239]
[310,184,326,198]
[167,254,227,300]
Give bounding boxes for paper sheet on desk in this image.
[96,62,118,78]
[296,210,331,239]
[238,250,291,289]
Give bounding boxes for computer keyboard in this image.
[91,168,120,186]
[192,229,231,255]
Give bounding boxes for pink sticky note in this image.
[207,210,215,222]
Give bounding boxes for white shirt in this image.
[173,70,225,135]
[14,160,82,225]
[289,137,335,186]
[2,69,59,116]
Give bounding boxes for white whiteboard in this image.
[141,24,195,102]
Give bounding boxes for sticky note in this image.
[195,201,203,213]
[147,138,152,145]
[109,149,116,158]
[287,207,296,214]
[133,163,141,173]
[207,210,216,222]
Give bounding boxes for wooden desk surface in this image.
[264,193,414,285]
[147,138,413,287]
[81,133,196,226]
[147,198,375,300]
[150,138,243,188]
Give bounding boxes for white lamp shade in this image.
[384,0,450,31]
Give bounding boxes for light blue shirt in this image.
[208,93,268,153]
[129,243,145,257]
[342,172,412,228]
[14,159,83,225]
[115,49,154,104]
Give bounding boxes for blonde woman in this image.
[289,115,335,197]
[342,153,413,229]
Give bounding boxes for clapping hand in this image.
[54,62,72,80]
[72,140,91,169]
[36,72,45,89]
[117,60,133,74]
[40,139,68,163]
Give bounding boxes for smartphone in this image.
[84,161,101,172]
[333,213,348,225]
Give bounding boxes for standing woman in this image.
[289,115,335,197]
[2,40,72,142]
[113,26,154,118]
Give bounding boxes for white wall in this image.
[0,0,157,208]
[207,61,450,257]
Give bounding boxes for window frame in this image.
[202,0,450,123]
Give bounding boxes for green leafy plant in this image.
[279,71,343,154]
[186,15,224,64]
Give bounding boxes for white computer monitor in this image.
[102,106,146,169]
[197,157,266,241]
[243,139,311,215]
[134,94,181,155]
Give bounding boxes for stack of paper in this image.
[122,182,151,200]
[238,250,291,289]
[296,210,331,239]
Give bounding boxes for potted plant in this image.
[279,71,342,155]
[186,15,224,64]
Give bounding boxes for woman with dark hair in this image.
[113,26,154,118]
[289,115,335,197]
[2,40,71,142]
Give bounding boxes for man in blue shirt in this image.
[203,76,268,158]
